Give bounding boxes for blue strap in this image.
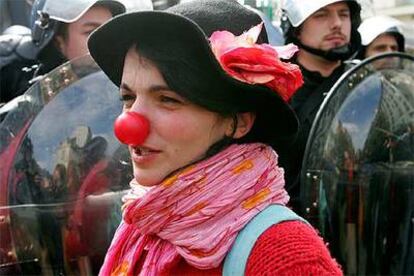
[223,205,307,276]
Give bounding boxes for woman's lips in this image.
[130,146,161,164]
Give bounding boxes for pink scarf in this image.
[99,143,289,275]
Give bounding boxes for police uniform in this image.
[278,0,362,211]
[0,0,126,104]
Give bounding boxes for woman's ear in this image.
[229,112,256,139]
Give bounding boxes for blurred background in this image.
[2,0,412,51]
[0,1,412,275]
[236,0,414,52]
[1,0,413,49]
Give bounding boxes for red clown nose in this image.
[113,111,149,146]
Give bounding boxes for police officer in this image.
[357,15,405,59]
[0,0,126,104]
[279,0,361,211]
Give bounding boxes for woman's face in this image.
[120,47,234,187]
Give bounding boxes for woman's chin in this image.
[133,174,162,187]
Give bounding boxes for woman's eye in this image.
[119,94,135,108]
[159,95,182,104]
[119,94,134,102]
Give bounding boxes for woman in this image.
[88,0,342,275]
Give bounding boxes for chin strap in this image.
[293,37,353,61]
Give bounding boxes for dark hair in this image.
[89,0,300,153]
[132,32,291,151]
[132,36,257,155]
[95,1,125,17]
[55,22,69,40]
[133,36,239,117]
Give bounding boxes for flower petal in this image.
[210,31,236,56]
[238,22,263,46]
[240,72,275,84]
[209,23,303,102]
[273,43,299,60]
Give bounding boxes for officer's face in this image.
[298,2,351,51]
[365,33,399,58]
[56,5,112,60]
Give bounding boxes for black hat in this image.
[88,0,299,151]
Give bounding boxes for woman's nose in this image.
[114,111,150,146]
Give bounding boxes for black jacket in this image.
[0,32,66,104]
[279,63,347,212]
[0,58,38,103]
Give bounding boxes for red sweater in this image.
[168,220,342,275]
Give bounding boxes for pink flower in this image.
[209,23,303,102]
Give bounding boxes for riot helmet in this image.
[357,15,405,59]
[281,0,361,61]
[30,0,125,55]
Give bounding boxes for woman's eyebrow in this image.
[119,83,171,93]
[120,83,133,93]
[148,84,171,93]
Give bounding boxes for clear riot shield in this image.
[301,52,414,275]
[0,55,132,275]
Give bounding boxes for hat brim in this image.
[88,11,299,148]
